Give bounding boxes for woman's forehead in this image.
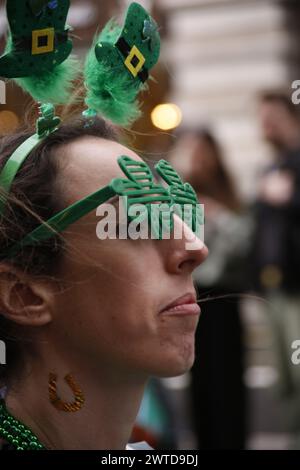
[57,136,142,202]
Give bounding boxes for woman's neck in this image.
[5,355,147,450]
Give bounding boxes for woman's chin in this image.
[152,349,196,378]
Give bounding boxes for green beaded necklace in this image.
[0,400,45,450]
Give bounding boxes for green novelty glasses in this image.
[0,105,204,259]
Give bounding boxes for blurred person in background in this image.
[254,91,300,293]
[253,92,300,447]
[172,129,253,449]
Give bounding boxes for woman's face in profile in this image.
[49,137,208,380]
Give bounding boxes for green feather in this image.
[1,30,78,104]
[84,21,146,127]
[14,54,80,105]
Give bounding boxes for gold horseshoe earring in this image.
[48,373,85,412]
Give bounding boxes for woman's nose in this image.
[164,215,209,275]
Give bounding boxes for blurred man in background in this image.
[254,92,300,293]
[253,91,300,447]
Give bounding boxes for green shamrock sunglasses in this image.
[0,106,204,259]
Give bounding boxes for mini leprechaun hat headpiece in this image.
[0,0,78,104]
[84,2,161,126]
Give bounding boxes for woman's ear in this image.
[0,265,54,327]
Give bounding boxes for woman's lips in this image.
[159,293,201,316]
[161,303,201,316]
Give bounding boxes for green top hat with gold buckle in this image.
[95,2,160,85]
[0,0,72,78]
[0,0,77,104]
[84,2,161,126]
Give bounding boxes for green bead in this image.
[0,399,45,450]
[30,441,39,449]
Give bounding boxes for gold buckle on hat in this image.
[124,45,145,78]
[32,27,55,55]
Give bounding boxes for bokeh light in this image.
[151,103,182,131]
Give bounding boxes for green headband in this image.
[0,1,195,261]
[0,104,60,216]
[0,104,61,216]
[0,1,162,216]
[0,1,161,124]
[3,155,203,260]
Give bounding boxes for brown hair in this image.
[190,128,241,212]
[0,115,118,384]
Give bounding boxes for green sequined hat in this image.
[84,2,161,126]
[0,0,78,104]
[0,0,72,78]
[95,2,160,85]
